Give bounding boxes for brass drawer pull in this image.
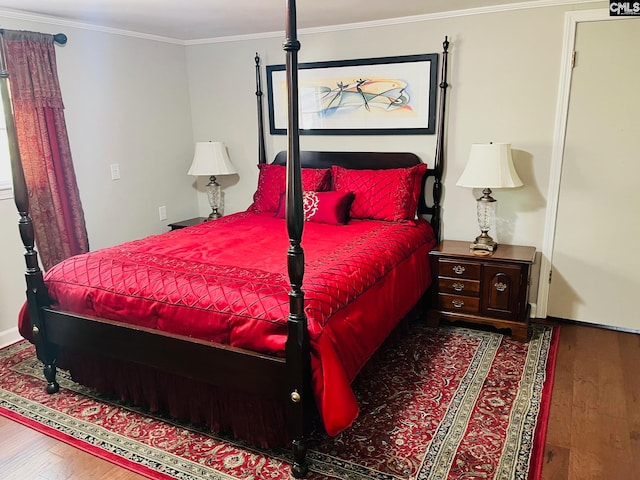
[451,299,464,308]
[452,282,465,291]
[452,265,466,275]
[495,282,507,292]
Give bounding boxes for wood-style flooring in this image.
[541,322,640,479]
[0,322,638,479]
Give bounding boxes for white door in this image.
[547,18,640,329]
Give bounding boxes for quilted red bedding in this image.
[19,211,436,436]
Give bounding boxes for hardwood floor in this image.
[1,322,638,479]
[0,415,145,479]
[541,322,640,480]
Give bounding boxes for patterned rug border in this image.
[0,325,557,480]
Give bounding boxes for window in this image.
[0,98,12,200]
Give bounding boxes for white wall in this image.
[185,3,607,306]
[0,199,27,346]
[56,32,197,248]
[0,18,197,344]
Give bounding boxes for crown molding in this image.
[1,0,604,46]
[186,0,604,45]
[0,7,184,45]
[297,0,604,35]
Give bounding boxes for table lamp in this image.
[456,143,523,252]
[188,141,237,220]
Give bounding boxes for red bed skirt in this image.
[58,348,290,447]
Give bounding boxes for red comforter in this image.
[20,211,436,435]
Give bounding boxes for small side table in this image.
[167,217,207,230]
[428,240,536,342]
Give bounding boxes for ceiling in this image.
[0,0,557,42]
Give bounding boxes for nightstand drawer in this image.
[438,277,481,296]
[439,259,481,280]
[438,293,480,314]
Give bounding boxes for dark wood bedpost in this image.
[283,0,311,477]
[432,36,450,243]
[255,53,267,165]
[0,34,59,394]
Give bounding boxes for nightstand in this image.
[428,240,536,342]
[167,217,207,230]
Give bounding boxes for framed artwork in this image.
[266,53,439,135]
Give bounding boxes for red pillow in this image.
[248,164,331,213]
[331,163,427,222]
[275,191,355,225]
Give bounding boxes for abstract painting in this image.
[267,53,438,135]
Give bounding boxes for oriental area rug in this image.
[0,324,558,480]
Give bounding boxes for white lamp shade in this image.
[188,141,237,176]
[456,143,523,188]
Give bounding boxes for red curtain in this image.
[3,30,88,270]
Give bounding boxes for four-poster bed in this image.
[2,2,450,477]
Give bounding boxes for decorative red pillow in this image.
[248,164,331,213]
[331,163,427,222]
[275,191,355,225]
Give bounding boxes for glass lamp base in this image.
[472,189,497,252]
[471,232,497,252]
[206,177,222,221]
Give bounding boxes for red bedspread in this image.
[20,211,436,436]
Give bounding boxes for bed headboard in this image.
[272,150,421,170]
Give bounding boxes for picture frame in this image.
[266,53,439,135]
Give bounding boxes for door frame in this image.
[536,9,638,318]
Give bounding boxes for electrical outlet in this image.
[158,205,167,221]
[110,163,121,180]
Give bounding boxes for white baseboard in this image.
[529,303,538,319]
[0,326,21,349]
